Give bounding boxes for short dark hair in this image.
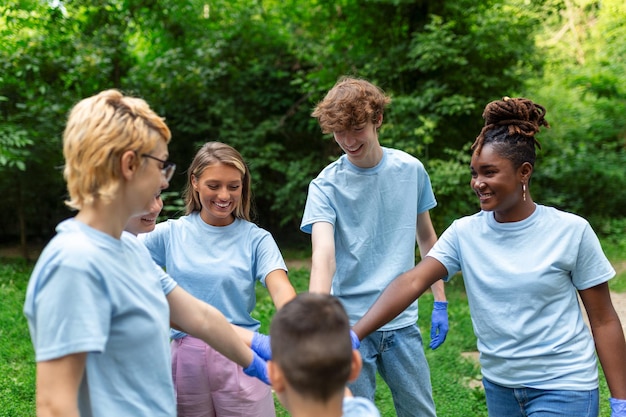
[270,293,352,401]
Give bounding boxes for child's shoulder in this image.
[342,396,381,417]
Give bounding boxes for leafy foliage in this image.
[525,0,626,224]
[5,253,624,416]
[1,0,624,247]
[0,124,32,171]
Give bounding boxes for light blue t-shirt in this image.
[301,148,437,329]
[428,205,615,390]
[140,213,287,335]
[23,219,178,417]
[342,396,381,416]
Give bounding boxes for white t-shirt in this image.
[428,205,615,389]
[343,396,381,416]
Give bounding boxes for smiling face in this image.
[129,139,170,217]
[470,143,533,223]
[192,162,243,226]
[125,194,163,236]
[333,118,383,168]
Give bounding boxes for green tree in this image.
[526,0,626,226]
[5,0,609,246]
[1,2,72,256]
[284,0,545,231]
[1,0,150,250]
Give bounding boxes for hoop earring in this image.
[522,183,527,202]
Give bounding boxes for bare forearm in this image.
[232,324,254,347]
[36,388,80,417]
[36,402,80,417]
[352,271,420,339]
[168,287,253,367]
[430,278,446,302]
[353,257,447,340]
[266,270,297,309]
[309,222,336,293]
[309,253,334,293]
[594,318,626,399]
[188,303,253,367]
[36,354,85,417]
[580,283,626,399]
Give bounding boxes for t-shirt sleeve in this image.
[254,232,288,286]
[154,263,177,295]
[138,222,168,266]
[572,222,615,290]
[300,181,336,234]
[29,262,111,361]
[426,220,461,281]
[416,162,437,214]
[130,231,177,295]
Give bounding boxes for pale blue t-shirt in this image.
[301,148,437,329]
[428,204,615,390]
[24,219,178,417]
[342,396,381,416]
[140,213,287,335]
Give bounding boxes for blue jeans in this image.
[348,324,437,417]
[483,378,599,417]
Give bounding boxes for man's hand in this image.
[429,301,449,350]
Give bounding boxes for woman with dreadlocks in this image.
[352,97,626,416]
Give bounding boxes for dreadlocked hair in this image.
[471,97,549,169]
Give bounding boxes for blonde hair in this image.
[182,141,252,220]
[63,89,171,210]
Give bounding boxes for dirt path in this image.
[599,260,626,334]
[608,289,626,334]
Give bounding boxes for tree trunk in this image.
[17,176,29,260]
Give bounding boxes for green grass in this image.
[3,239,625,416]
[0,259,36,417]
[602,228,626,292]
[253,267,491,416]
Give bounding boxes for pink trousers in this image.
[171,335,276,417]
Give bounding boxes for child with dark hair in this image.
[353,97,626,417]
[269,292,380,417]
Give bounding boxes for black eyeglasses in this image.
[141,154,176,182]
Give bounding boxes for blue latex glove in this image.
[243,350,270,385]
[251,332,272,360]
[429,301,449,350]
[350,329,360,350]
[611,398,626,416]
